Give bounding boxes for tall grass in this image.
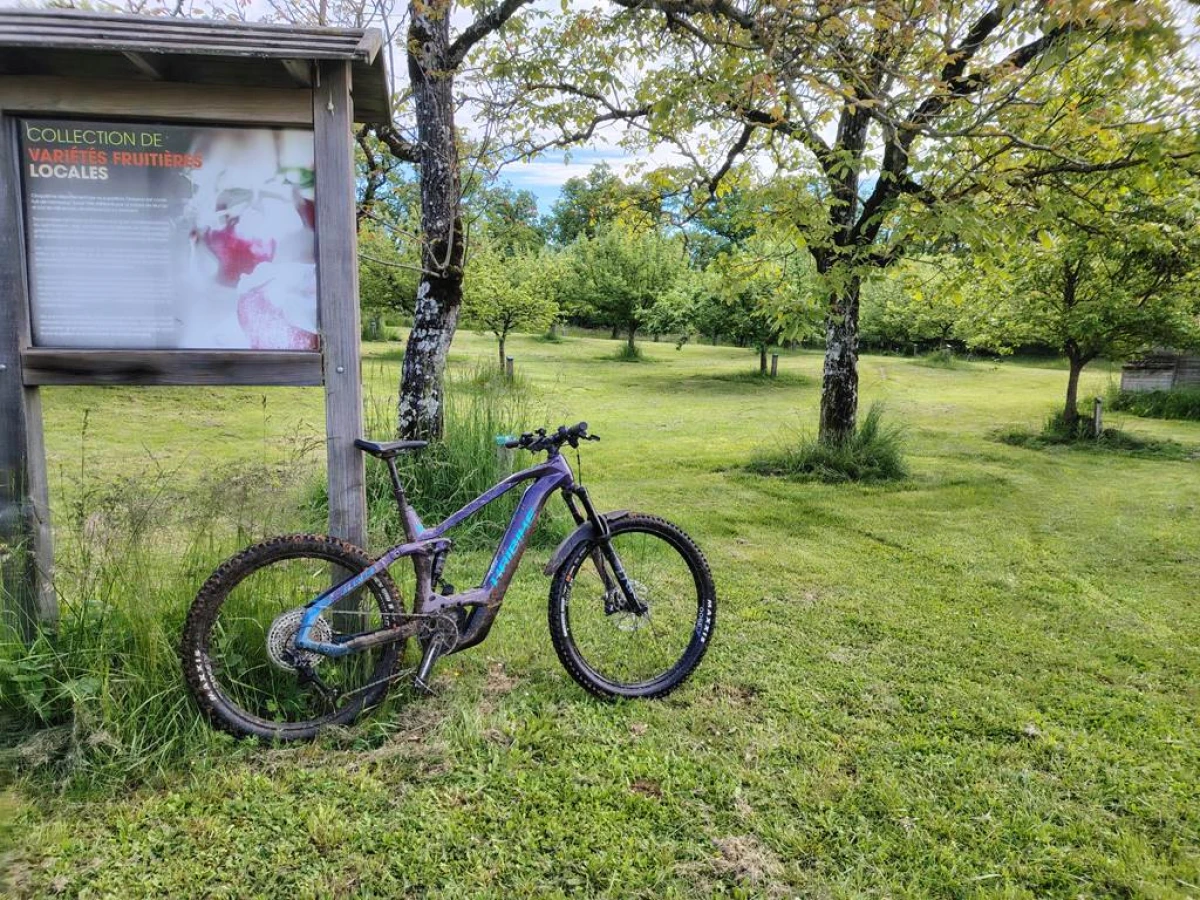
[309,364,567,550]
[995,410,1194,459]
[0,364,568,785]
[1106,385,1200,422]
[607,343,645,362]
[747,403,909,483]
[0,458,311,784]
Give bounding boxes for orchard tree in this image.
[462,245,559,367]
[501,1,1198,443]
[859,260,967,353]
[569,222,684,352]
[358,222,419,338]
[467,183,546,253]
[704,239,818,373]
[545,163,658,245]
[963,165,1200,431]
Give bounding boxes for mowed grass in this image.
[4,333,1200,898]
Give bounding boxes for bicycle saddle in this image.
[354,438,429,458]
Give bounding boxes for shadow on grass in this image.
[707,371,814,387]
[993,425,1198,460]
[365,346,406,362]
[640,370,815,395]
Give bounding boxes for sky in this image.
[501,148,633,211]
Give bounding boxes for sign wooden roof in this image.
[0,9,391,123]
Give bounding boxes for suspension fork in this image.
[564,486,647,615]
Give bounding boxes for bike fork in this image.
[566,487,647,616]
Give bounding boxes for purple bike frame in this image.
[295,452,575,658]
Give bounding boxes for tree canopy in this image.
[491,0,1200,441]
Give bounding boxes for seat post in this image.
[384,456,408,512]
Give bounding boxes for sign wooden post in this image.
[0,11,391,634]
[0,116,56,637]
[314,60,367,552]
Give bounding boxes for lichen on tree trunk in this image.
[819,277,862,444]
[397,0,465,441]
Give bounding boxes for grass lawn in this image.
[3,332,1199,898]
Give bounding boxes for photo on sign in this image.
[20,119,318,351]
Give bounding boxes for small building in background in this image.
[1121,352,1200,393]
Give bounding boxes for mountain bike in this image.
[181,422,717,741]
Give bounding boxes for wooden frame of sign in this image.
[0,10,391,636]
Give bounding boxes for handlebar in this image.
[496,421,600,453]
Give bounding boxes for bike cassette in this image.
[267,608,331,672]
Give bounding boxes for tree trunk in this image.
[759,346,767,375]
[611,323,620,340]
[1063,354,1085,433]
[397,0,465,441]
[498,334,506,371]
[819,277,862,444]
[627,327,636,354]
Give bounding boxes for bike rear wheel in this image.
[548,514,716,699]
[181,534,405,742]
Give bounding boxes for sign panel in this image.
[19,119,318,350]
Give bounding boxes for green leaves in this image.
[462,242,560,344]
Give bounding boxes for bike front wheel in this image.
[181,534,406,742]
[549,514,716,699]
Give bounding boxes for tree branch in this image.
[448,0,537,69]
[901,24,1072,151]
[371,122,419,164]
[609,0,755,33]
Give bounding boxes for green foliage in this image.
[544,163,658,245]
[462,243,560,364]
[566,222,685,348]
[358,221,418,332]
[961,170,1200,365]
[747,403,908,483]
[1106,386,1200,422]
[860,260,966,352]
[465,183,546,253]
[960,162,1200,425]
[682,238,820,367]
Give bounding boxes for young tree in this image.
[503,1,1197,442]
[963,166,1200,431]
[703,240,818,373]
[462,245,559,367]
[467,183,546,254]
[569,223,684,352]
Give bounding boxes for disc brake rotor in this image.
[605,580,651,631]
[267,608,332,672]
